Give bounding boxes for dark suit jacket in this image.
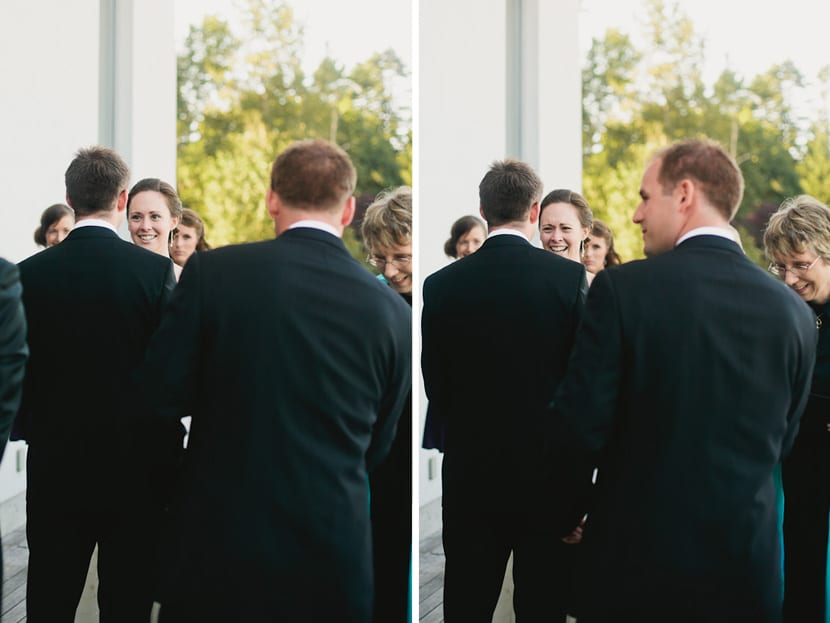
[139,227,411,621]
[553,235,817,620]
[0,259,27,462]
[16,225,177,509]
[421,233,588,514]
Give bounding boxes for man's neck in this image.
[276,209,344,238]
[76,211,120,228]
[488,221,534,240]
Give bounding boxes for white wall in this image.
[418,0,582,531]
[0,0,101,264]
[0,0,176,526]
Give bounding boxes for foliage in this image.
[176,0,411,249]
[582,0,827,264]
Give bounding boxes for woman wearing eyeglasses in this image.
[764,194,830,622]
[364,187,413,299]
[361,185,412,623]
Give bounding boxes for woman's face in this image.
[46,214,74,247]
[170,224,199,267]
[456,225,485,258]
[539,202,589,262]
[370,241,413,294]
[582,233,610,274]
[128,191,179,257]
[773,249,830,305]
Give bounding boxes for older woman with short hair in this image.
[764,194,830,622]
[360,185,412,622]
[362,186,412,299]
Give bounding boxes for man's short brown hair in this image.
[65,146,130,217]
[654,138,744,221]
[270,139,357,211]
[479,159,543,227]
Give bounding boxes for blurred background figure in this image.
[764,194,830,622]
[444,215,486,259]
[127,178,183,280]
[582,219,622,275]
[34,203,74,248]
[361,185,412,622]
[170,207,211,268]
[539,188,593,271]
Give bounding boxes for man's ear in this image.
[116,189,128,214]
[65,194,73,209]
[266,188,281,221]
[676,179,695,213]
[340,196,356,228]
[528,201,540,225]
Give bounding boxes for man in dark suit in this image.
[421,159,588,621]
[0,258,28,612]
[138,138,411,622]
[552,138,817,622]
[16,146,177,621]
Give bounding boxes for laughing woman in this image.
[539,188,593,280]
[127,178,183,280]
[361,186,412,622]
[764,195,830,622]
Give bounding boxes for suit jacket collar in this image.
[479,233,534,251]
[62,225,121,242]
[278,226,350,254]
[675,234,743,256]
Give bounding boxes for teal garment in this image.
[774,464,830,622]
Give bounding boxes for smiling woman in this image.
[764,194,830,621]
[127,178,183,279]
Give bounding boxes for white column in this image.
[110,0,177,187]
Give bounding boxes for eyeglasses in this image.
[368,254,412,270]
[768,256,822,278]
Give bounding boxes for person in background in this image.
[764,195,830,622]
[444,215,486,259]
[539,188,593,280]
[127,178,183,280]
[34,203,74,248]
[581,219,622,276]
[170,208,211,268]
[361,185,413,622]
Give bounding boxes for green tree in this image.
[176,0,411,249]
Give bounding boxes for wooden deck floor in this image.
[4,523,450,623]
[419,531,445,622]
[3,525,28,623]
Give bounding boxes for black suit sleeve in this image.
[0,260,28,458]
[550,269,621,530]
[366,305,412,471]
[781,318,818,458]
[138,252,203,419]
[420,276,444,407]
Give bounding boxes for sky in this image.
[174,0,412,74]
[578,0,829,113]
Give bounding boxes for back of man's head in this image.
[479,159,543,227]
[65,146,130,217]
[655,138,744,221]
[270,139,357,212]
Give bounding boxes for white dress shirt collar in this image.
[676,226,738,247]
[487,227,529,242]
[73,218,118,234]
[288,220,340,238]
